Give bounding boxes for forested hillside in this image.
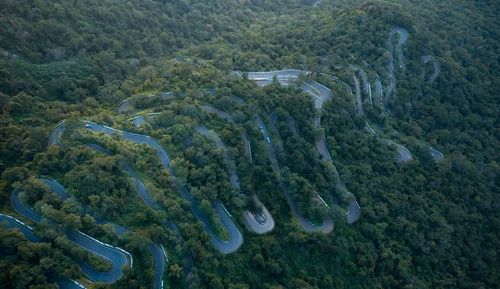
[0,0,498,288]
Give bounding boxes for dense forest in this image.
[0,0,498,289]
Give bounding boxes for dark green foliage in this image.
[0,0,499,289]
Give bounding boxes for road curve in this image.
[246,69,309,87]
[352,74,365,116]
[320,73,359,112]
[300,80,361,223]
[384,139,413,163]
[421,55,440,84]
[11,179,131,284]
[374,74,384,108]
[195,125,240,191]
[415,140,444,162]
[81,121,243,254]
[256,115,334,233]
[129,112,161,128]
[0,212,39,242]
[0,213,87,289]
[389,27,409,72]
[195,123,275,234]
[242,197,275,234]
[385,27,408,107]
[350,65,372,107]
[87,144,166,289]
[118,99,132,114]
[118,161,167,289]
[365,122,413,163]
[429,146,444,162]
[128,105,273,237]
[48,121,65,146]
[244,71,361,224]
[118,92,176,114]
[345,200,361,224]
[199,105,252,167]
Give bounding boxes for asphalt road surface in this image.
[11,179,131,284]
[200,105,275,234]
[83,121,243,254]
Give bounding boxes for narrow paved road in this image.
[366,122,413,163]
[87,144,166,289]
[11,179,131,284]
[0,213,39,242]
[129,112,161,128]
[350,65,372,106]
[242,197,275,234]
[385,26,408,106]
[83,121,243,254]
[421,55,440,84]
[48,121,65,146]
[429,146,444,162]
[374,74,384,108]
[0,213,86,289]
[196,125,240,191]
[353,74,365,116]
[300,80,361,223]
[118,92,176,114]
[389,27,409,72]
[130,105,274,235]
[415,140,444,162]
[246,69,309,86]
[201,105,253,163]
[245,71,361,224]
[256,115,334,233]
[384,139,413,162]
[200,105,275,234]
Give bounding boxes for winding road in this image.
[195,124,275,234]
[48,121,65,146]
[243,71,361,224]
[352,74,365,116]
[200,105,253,163]
[87,144,166,289]
[415,140,444,162]
[385,27,408,107]
[201,104,274,235]
[11,178,132,284]
[246,69,309,86]
[389,27,409,72]
[300,80,361,223]
[118,92,176,114]
[421,55,441,84]
[3,22,454,288]
[374,74,384,108]
[365,122,413,163]
[384,139,413,163]
[256,115,334,233]
[195,125,241,191]
[350,65,372,106]
[0,213,87,289]
[81,121,243,254]
[129,112,160,128]
[128,104,275,236]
